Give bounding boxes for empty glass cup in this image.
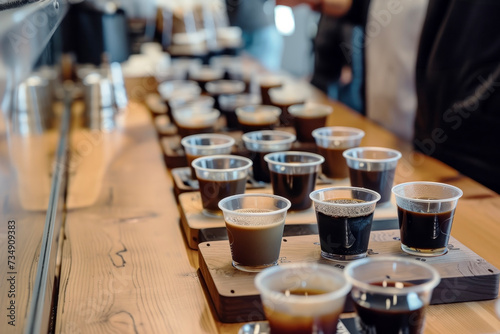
[344,256,441,334]
[218,193,291,272]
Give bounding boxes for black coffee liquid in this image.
[315,199,373,256]
[198,177,246,212]
[353,281,426,334]
[349,168,395,203]
[398,206,455,250]
[270,171,317,211]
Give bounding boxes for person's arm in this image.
[276,0,352,17]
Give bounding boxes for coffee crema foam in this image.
[314,198,374,218]
[226,208,284,226]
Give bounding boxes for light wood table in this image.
[55,95,500,333]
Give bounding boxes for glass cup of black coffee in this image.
[288,102,333,143]
[218,193,291,272]
[309,186,380,261]
[157,79,201,119]
[255,263,351,333]
[264,151,324,211]
[188,65,224,92]
[392,182,463,256]
[192,155,252,216]
[268,85,308,126]
[344,256,440,334]
[343,147,402,205]
[258,73,284,106]
[218,93,261,130]
[241,130,296,183]
[205,79,245,110]
[235,105,281,133]
[311,126,365,179]
[172,105,220,138]
[181,134,235,180]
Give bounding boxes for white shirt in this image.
[365,0,429,141]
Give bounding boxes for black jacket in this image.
[414,0,500,193]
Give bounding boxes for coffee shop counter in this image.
[54,90,500,333]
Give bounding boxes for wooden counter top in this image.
[55,95,500,333]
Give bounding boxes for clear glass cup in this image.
[169,95,215,114]
[288,102,333,143]
[189,65,224,92]
[392,182,463,256]
[344,257,441,334]
[258,73,284,106]
[264,151,324,211]
[218,93,261,130]
[255,263,351,333]
[172,106,220,138]
[268,85,308,126]
[218,193,291,272]
[312,126,365,179]
[157,79,201,119]
[343,147,402,205]
[181,134,235,179]
[309,186,381,261]
[192,155,252,216]
[235,105,281,134]
[241,130,296,183]
[205,79,245,110]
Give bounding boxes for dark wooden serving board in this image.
[178,187,399,249]
[198,231,500,323]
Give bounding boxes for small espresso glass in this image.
[218,194,291,272]
[255,263,351,333]
[172,106,220,138]
[310,187,380,261]
[343,147,402,205]
[268,85,308,126]
[392,182,463,256]
[235,105,281,133]
[312,126,365,179]
[192,155,252,216]
[241,130,296,183]
[288,102,333,143]
[181,134,235,180]
[264,151,324,211]
[344,256,440,334]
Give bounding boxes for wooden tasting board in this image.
[198,230,500,323]
[179,186,400,249]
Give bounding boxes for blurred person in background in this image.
[225,0,284,71]
[278,0,500,193]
